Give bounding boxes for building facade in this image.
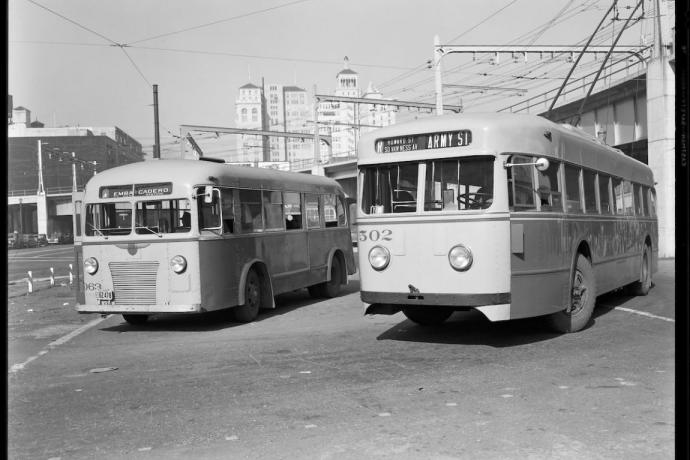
[7,106,144,240]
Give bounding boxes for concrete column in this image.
[646,0,675,258]
[36,194,49,235]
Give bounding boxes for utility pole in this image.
[313,85,321,165]
[71,152,77,192]
[153,84,161,159]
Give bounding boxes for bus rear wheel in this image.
[308,257,343,298]
[402,306,453,326]
[629,244,652,296]
[548,254,596,333]
[123,314,149,325]
[234,269,262,323]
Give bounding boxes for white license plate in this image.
[96,290,114,301]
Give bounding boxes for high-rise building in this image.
[234,83,264,162]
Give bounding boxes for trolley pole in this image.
[153,84,161,159]
[434,35,443,116]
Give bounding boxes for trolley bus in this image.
[357,113,657,332]
[75,159,356,324]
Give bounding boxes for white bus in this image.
[357,113,657,332]
[75,159,356,324]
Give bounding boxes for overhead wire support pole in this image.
[573,0,643,126]
[153,84,161,159]
[546,1,617,119]
[314,94,462,114]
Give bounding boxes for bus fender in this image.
[325,248,347,285]
[564,240,592,304]
[238,259,276,309]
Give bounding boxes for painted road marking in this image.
[614,306,674,323]
[9,315,112,374]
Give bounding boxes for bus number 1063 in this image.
[359,229,392,242]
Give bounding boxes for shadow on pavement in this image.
[99,280,361,333]
[377,310,561,347]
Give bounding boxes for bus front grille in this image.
[109,261,159,305]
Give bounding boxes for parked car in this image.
[59,233,74,244]
[8,233,18,249]
[47,234,60,245]
[21,234,39,248]
[37,234,48,247]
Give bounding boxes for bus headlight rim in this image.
[170,255,187,274]
[84,257,99,275]
[448,244,473,271]
[368,245,390,271]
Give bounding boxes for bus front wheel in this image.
[402,306,453,326]
[123,314,149,325]
[548,254,596,333]
[234,269,262,323]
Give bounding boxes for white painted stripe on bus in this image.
[614,307,674,323]
[9,315,112,374]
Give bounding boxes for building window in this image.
[251,108,258,122]
[241,108,247,122]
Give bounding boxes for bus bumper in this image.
[362,291,512,322]
[75,303,203,314]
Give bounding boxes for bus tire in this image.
[548,254,596,333]
[402,306,453,326]
[307,284,323,298]
[234,269,261,323]
[321,256,343,298]
[629,244,652,296]
[123,314,148,325]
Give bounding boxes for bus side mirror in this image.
[535,158,550,171]
[204,186,214,203]
[504,157,550,172]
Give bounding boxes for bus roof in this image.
[358,113,653,186]
[83,159,345,199]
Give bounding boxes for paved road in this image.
[8,261,675,459]
[7,245,75,282]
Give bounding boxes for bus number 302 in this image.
[359,229,392,242]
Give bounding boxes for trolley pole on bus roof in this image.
[153,84,161,159]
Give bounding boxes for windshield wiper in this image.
[136,226,163,238]
[87,223,108,239]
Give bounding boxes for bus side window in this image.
[263,191,284,231]
[198,189,222,230]
[239,189,262,233]
[641,186,650,216]
[305,194,321,229]
[633,183,643,216]
[612,178,624,215]
[508,155,536,211]
[564,164,583,213]
[598,174,613,214]
[283,192,302,230]
[337,196,347,227]
[623,181,635,215]
[649,188,657,217]
[323,194,338,228]
[583,169,597,213]
[220,188,235,234]
[536,159,561,212]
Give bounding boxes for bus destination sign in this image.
[375,130,472,153]
[100,182,173,198]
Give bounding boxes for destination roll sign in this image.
[100,182,173,198]
[375,130,472,153]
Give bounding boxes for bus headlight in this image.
[368,246,390,271]
[84,257,99,275]
[448,244,473,271]
[170,255,187,274]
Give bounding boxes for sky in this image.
[8,0,655,158]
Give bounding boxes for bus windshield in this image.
[135,199,192,234]
[85,202,132,236]
[361,155,494,214]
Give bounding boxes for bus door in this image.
[72,191,85,305]
[507,156,567,318]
